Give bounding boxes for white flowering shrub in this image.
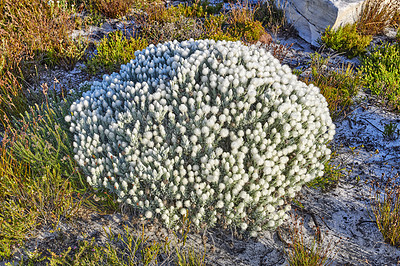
[66,39,335,235]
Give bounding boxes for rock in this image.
[276,0,365,46]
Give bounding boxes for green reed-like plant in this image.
[45,36,88,71]
[383,122,400,140]
[202,13,240,41]
[284,215,334,266]
[181,0,223,18]
[369,171,400,247]
[0,0,88,126]
[0,70,29,127]
[0,91,84,258]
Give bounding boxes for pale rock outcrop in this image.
[276,0,365,46]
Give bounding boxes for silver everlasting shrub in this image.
[66,39,335,236]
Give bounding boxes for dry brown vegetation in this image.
[0,0,87,126]
[357,0,400,35]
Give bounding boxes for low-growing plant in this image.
[396,28,400,43]
[0,83,129,260]
[369,171,400,247]
[0,70,29,128]
[203,14,240,41]
[320,24,372,59]
[202,0,265,43]
[225,0,265,43]
[133,2,204,45]
[302,53,363,120]
[43,216,206,265]
[254,0,288,36]
[177,0,223,18]
[0,147,37,259]
[307,154,345,192]
[361,43,400,111]
[91,0,135,18]
[284,215,334,266]
[0,86,87,257]
[85,30,148,75]
[45,36,88,71]
[383,122,400,140]
[137,1,184,25]
[141,17,204,45]
[357,0,400,36]
[1,101,87,219]
[1,0,84,74]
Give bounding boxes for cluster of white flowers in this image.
[65,39,335,235]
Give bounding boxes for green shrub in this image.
[202,14,241,41]
[176,0,223,18]
[85,30,148,75]
[361,43,400,111]
[227,19,265,43]
[320,24,372,59]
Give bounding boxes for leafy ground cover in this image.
[0,0,400,265]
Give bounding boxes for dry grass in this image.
[0,0,87,125]
[357,0,400,35]
[91,0,136,18]
[133,1,204,44]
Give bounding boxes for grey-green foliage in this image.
[65,39,335,235]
